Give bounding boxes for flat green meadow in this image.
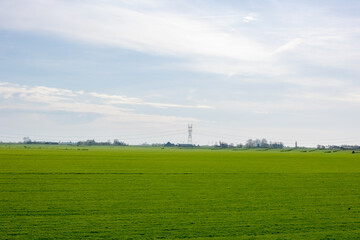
[1,145,360,239]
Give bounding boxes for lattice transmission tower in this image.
[188,124,193,145]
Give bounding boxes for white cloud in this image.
[0,82,209,121]
[0,82,78,102]
[89,92,211,109]
[0,0,270,77]
[285,90,360,104]
[0,1,265,61]
[216,85,360,115]
[242,13,257,23]
[89,92,143,105]
[1,0,359,79]
[272,37,303,54]
[178,58,290,77]
[0,82,202,143]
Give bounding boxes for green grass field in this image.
[1,145,360,239]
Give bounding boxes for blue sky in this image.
[0,0,359,146]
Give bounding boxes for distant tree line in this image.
[215,138,284,149]
[158,142,195,148]
[22,137,128,146]
[244,139,284,148]
[22,137,58,145]
[76,139,128,146]
[318,144,360,150]
[21,137,359,150]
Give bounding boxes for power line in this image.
[0,129,185,139]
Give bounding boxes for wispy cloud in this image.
[1,0,359,79]
[285,90,360,104]
[0,82,203,142]
[0,1,265,60]
[0,82,81,102]
[242,13,257,23]
[90,92,211,109]
[272,37,303,54]
[0,0,269,76]
[0,82,209,118]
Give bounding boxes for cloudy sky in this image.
[1,0,360,146]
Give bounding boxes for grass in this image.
[1,145,360,239]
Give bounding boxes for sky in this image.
[0,0,360,147]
